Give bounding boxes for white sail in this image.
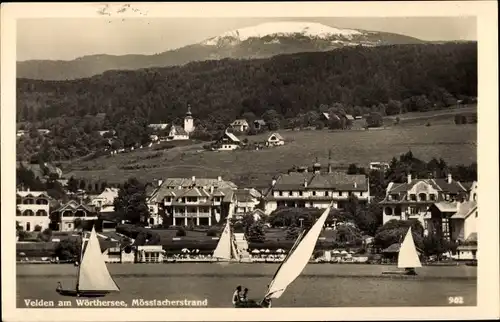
[264,205,331,299]
[397,227,422,268]
[78,227,120,292]
[213,220,233,260]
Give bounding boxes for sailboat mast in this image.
[75,232,85,292]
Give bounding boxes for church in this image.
[151,105,195,142]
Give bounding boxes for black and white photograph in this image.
[1,2,498,321]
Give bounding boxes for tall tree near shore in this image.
[113,177,150,225]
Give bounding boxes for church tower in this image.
[184,104,195,134]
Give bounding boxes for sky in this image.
[16,17,477,61]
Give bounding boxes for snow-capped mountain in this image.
[202,22,364,46]
[17,21,425,80]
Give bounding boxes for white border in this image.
[2,2,498,321]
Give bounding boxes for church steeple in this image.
[184,104,194,134]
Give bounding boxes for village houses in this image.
[147,105,195,142]
[263,162,370,215]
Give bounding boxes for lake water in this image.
[17,263,477,308]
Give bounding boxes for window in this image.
[279,191,283,196]
[26,222,31,231]
[410,194,417,201]
[430,194,436,201]
[418,193,427,201]
[325,191,328,197]
[299,191,303,196]
[410,207,418,214]
[384,207,393,216]
[312,191,316,196]
[339,192,343,197]
[360,192,363,197]
[348,192,352,196]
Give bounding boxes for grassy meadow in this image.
[64,115,477,189]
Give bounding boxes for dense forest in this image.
[17,43,477,162]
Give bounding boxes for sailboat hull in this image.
[234,300,267,308]
[382,268,418,276]
[56,288,110,297]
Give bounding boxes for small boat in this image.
[213,218,240,263]
[382,227,422,276]
[466,260,478,266]
[56,226,120,297]
[235,204,332,308]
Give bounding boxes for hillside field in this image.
[64,120,477,189]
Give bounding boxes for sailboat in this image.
[56,226,120,297]
[213,218,240,262]
[236,204,332,308]
[382,227,422,276]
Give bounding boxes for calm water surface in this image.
[17,263,477,308]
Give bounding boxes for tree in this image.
[55,238,81,261]
[113,177,150,225]
[68,177,79,193]
[246,221,266,243]
[374,219,424,250]
[286,223,301,240]
[176,226,186,237]
[386,100,402,116]
[34,225,42,232]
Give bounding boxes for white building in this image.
[91,187,119,210]
[184,104,195,134]
[230,119,249,132]
[167,125,189,141]
[215,130,240,151]
[266,132,285,146]
[379,174,472,232]
[147,176,238,226]
[16,190,51,231]
[263,163,370,215]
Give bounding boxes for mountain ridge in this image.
[17,22,429,80]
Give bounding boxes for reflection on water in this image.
[17,263,477,308]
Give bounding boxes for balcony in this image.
[173,212,211,218]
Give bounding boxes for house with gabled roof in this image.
[147,176,238,226]
[266,132,285,146]
[253,119,266,130]
[50,200,98,232]
[379,173,474,235]
[263,162,369,214]
[234,188,262,215]
[230,119,249,132]
[215,130,241,151]
[167,125,189,141]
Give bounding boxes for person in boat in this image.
[239,288,248,303]
[56,282,62,291]
[232,286,242,306]
[261,296,272,308]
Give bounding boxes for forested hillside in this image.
[16,43,477,162]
